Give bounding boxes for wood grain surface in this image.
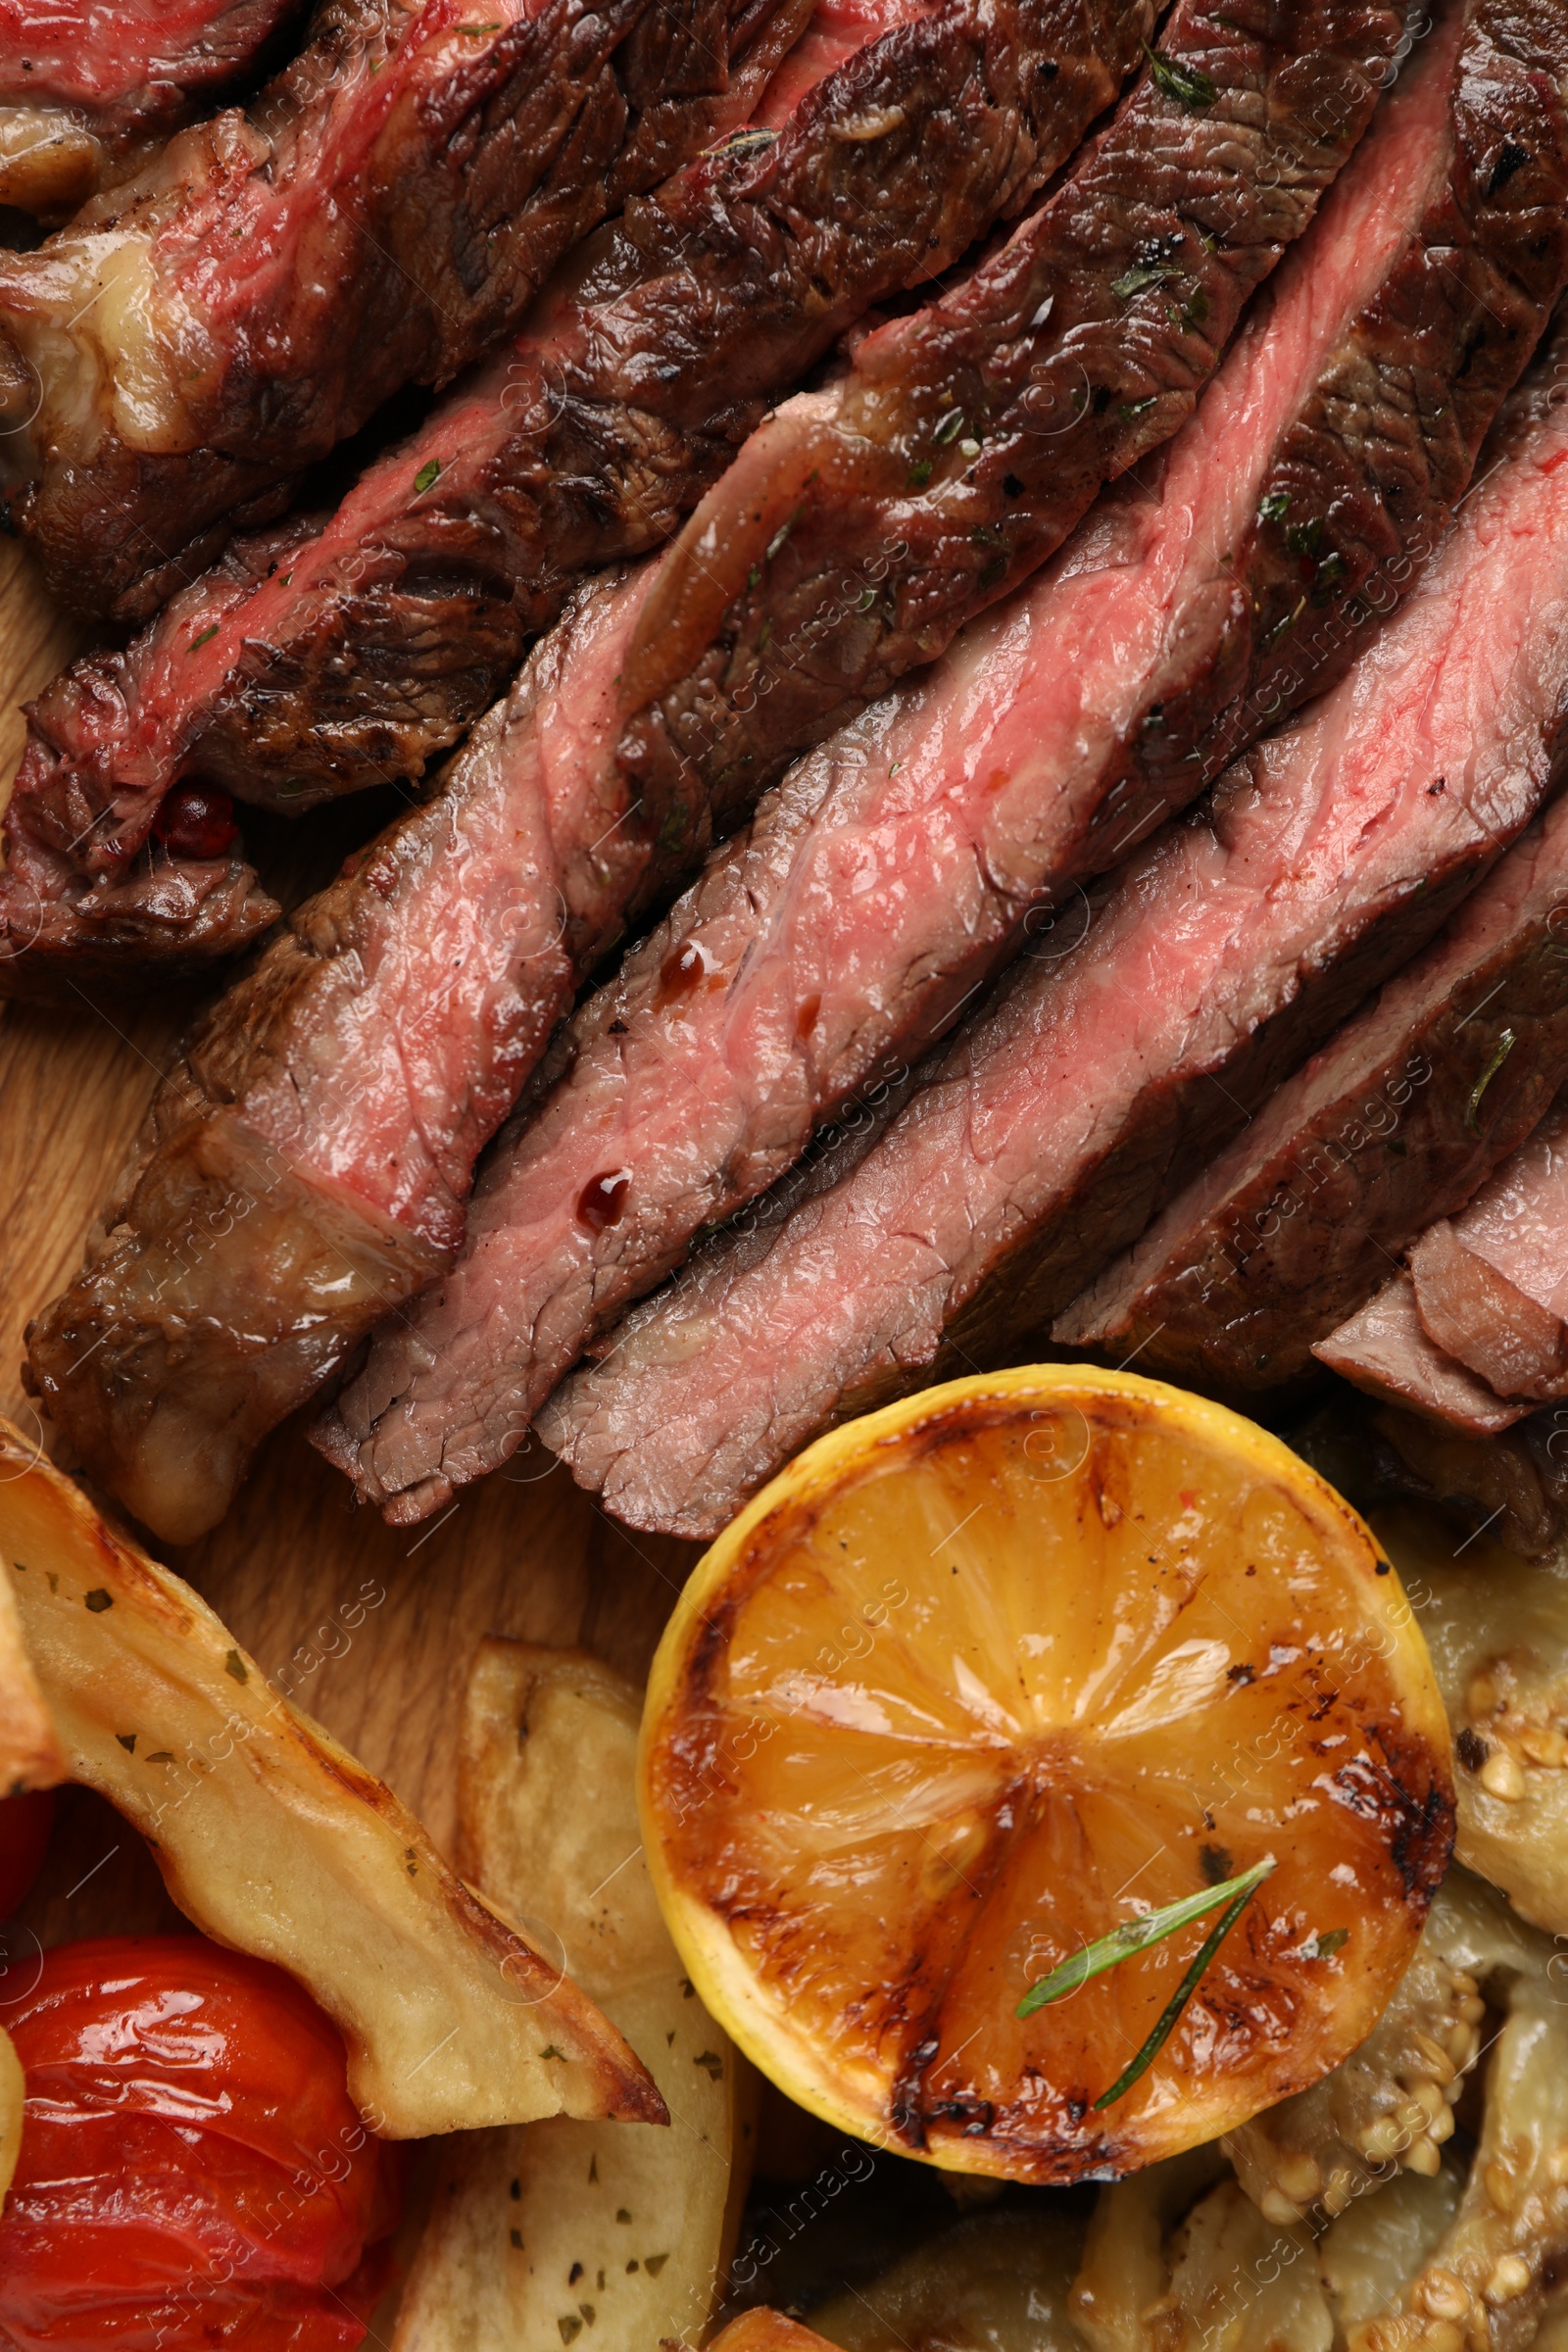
[0,550,702,1951]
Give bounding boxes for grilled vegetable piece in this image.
[393,1643,747,2350]
[0,1937,403,2347]
[0,1416,662,2138]
[1380,1507,1568,1939]
[808,2208,1089,2348]
[0,1541,63,1791]
[712,2319,840,2350]
[1225,1869,1509,2227]
[0,2026,20,2205]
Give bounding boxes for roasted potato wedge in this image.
[0,1419,660,2138]
[395,1643,749,2349]
[0,1537,62,1793]
[0,2023,22,2203]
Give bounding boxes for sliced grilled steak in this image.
[541,347,1568,1538]
[1316,1278,1530,1435]
[613,0,1410,840]
[6,0,1382,1524]
[21,566,649,1542]
[0,0,309,217]
[325,0,1561,1524]
[0,0,1154,993]
[0,0,804,623]
[1317,1093,1568,1427]
[1058,787,1568,1387]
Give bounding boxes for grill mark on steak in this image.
[1059,784,1568,1389]
[0,0,310,217]
[539,336,1568,1539]
[1318,1090,1568,1428]
[0,0,803,623]
[0,0,1156,993]
[612,0,1409,847]
[319,0,1568,1523]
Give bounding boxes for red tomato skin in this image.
[0,1791,56,1919]
[0,1937,400,2352]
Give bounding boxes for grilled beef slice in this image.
[0,0,806,624]
[22,566,661,1543]
[0,0,1154,992]
[12,0,1398,1536]
[540,353,1568,1538]
[612,0,1410,839]
[1058,788,1568,1389]
[323,0,1563,1524]
[0,0,310,217]
[1317,1093,1568,1429]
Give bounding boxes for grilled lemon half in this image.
[639,1367,1453,2181]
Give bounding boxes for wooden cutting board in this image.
[0,548,702,1943]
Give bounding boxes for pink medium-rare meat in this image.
[612,0,1411,835]
[1317,1095,1568,1426]
[1057,785,1568,1386]
[1315,1278,1530,1436]
[1412,1218,1568,1397]
[22,569,649,1544]
[0,0,310,216]
[0,0,804,625]
[0,0,1155,993]
[320,0,1562,1524]
[540,345,1568,1538]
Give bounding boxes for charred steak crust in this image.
[613,0,1407,844]
[1057,791,1568,1392]
[0,0,1153,994]
[0,0,795,623]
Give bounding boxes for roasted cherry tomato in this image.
[0,1936,401,2351]
[0,1791,55,1920]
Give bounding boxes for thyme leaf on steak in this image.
[1465,1028,1515,1131]
[1017,1854,1275,2017]
[1141,40,1217,112]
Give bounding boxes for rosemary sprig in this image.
[1016,1854,1274,2018]
[1092,1867,1266,2109]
